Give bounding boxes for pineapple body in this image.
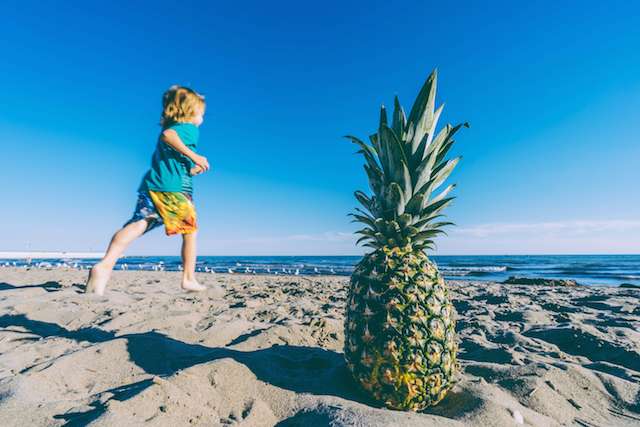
[344,245,458,410]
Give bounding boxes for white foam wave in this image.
[440,266,508,274]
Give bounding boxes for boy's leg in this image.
[180,231,206,292]
[86,219,148,295]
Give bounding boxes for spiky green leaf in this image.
[392,96,406,138]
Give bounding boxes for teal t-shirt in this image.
[138,123,199,194]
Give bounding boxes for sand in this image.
[0,267,638,426]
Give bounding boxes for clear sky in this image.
[1,1,638,255]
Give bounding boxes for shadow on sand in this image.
[0,314,372,425]
[0,281,62,292]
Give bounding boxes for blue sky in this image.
[1,1,638,255]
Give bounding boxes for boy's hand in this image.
[190,165,204,176]
[192,154,210,172]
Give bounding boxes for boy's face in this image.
[192,106,205,127]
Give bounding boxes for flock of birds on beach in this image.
[0,260,341,276]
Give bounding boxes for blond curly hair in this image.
[160,85,206,128]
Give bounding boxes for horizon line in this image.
[2,251,639,259]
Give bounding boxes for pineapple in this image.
[344,69,467,410]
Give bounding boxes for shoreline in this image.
[0,265,631,288]
[2,254,638,287]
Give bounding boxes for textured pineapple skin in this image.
[344,246,459,410]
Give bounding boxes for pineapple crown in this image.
[347,69,468,252]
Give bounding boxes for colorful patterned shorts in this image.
[124,191,197,235]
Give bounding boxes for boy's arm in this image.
[160,129,210,171]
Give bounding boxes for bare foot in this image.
[181,278,207,292]
[85,263,111,296]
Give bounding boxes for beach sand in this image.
[0,267,638,426]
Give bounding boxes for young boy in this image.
[86,85,219,296]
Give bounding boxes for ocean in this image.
[2,254,639,287]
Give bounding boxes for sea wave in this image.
[440,266,508,273]
[554,270,640,279]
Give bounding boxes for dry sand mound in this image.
[0,267,638,426]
